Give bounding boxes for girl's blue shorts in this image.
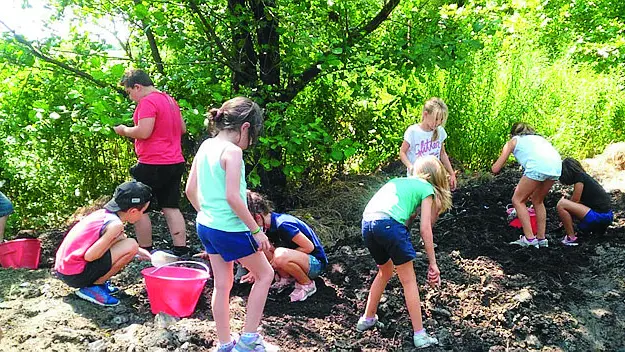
[197,223,258,262]
[579,209,613,234]
[361,217,416,266]
[524,170,560,182]
[308,255,325,279]
[0,192,13,217]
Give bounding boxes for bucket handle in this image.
[149,260,210,275]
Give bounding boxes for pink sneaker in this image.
[289,281,317,302]
[270,276,294,293]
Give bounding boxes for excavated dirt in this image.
[1,156,624,352]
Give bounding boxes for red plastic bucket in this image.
[507,205,538,234]
[141,261,210,317]
[0,238,41,269]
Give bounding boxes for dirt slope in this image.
[1,160,624,352]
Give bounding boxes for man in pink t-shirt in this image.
[113,69,188,256]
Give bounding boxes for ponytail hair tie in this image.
[214,109,224,122]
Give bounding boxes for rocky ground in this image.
[1,151,624,352]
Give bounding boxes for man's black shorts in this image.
[56,250,112,288]
[130,162,185,210]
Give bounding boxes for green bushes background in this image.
[0,0,623,233]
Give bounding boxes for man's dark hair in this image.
[120,69,154,88]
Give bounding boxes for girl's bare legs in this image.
[512,176,539,239]
[208,254,235,344]
[557,198,591,237]
[530,180,555,239]
[0,215,8,242]
[272,247,311,284]
[238,251,274,333]
[364,260,394,318]
[395,261,424,332]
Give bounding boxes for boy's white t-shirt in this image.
[403,124,447,165]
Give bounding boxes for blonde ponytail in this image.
[412,156,452,214]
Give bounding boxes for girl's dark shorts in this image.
[56,250,112,288]
[361,218,417,266]
[130,162,185,210]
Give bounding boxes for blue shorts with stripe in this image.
[197,223,258,262]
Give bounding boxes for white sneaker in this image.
[356,315,378,332]
[509,236,539,248]
[537,238,549,248]
[413,332,438,349]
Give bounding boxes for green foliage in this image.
[0,0,624,231]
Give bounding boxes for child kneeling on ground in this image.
[245,191,328,302]
[357,155,452,349]
[557,157,614,245]
[54,181,152,306]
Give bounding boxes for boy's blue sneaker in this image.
[76,285,120,306]
[100,280,120,295]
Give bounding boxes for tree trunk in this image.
[251,0,280,87]
[228,0,259,91]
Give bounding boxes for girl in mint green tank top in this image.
[185,97,278,352]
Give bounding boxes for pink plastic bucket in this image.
[0,238,41,269]
[507,205,538,234]
[141,261,210,317]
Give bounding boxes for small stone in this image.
[525,334,542,349]
[339,246,353,256]
[590,308,612,319]
[175,328,190,343]
[155,312,179,329]
[431,308,452,318]
[513,289,532,304]
[88,339,107,352]
[113,315,129,325]
[605,290,621,300]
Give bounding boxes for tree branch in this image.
[187,0,233,69]
[0,20,126,96]
[132,0,165,75]
[279,0,402,103]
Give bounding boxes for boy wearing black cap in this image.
[55,180,152,306]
